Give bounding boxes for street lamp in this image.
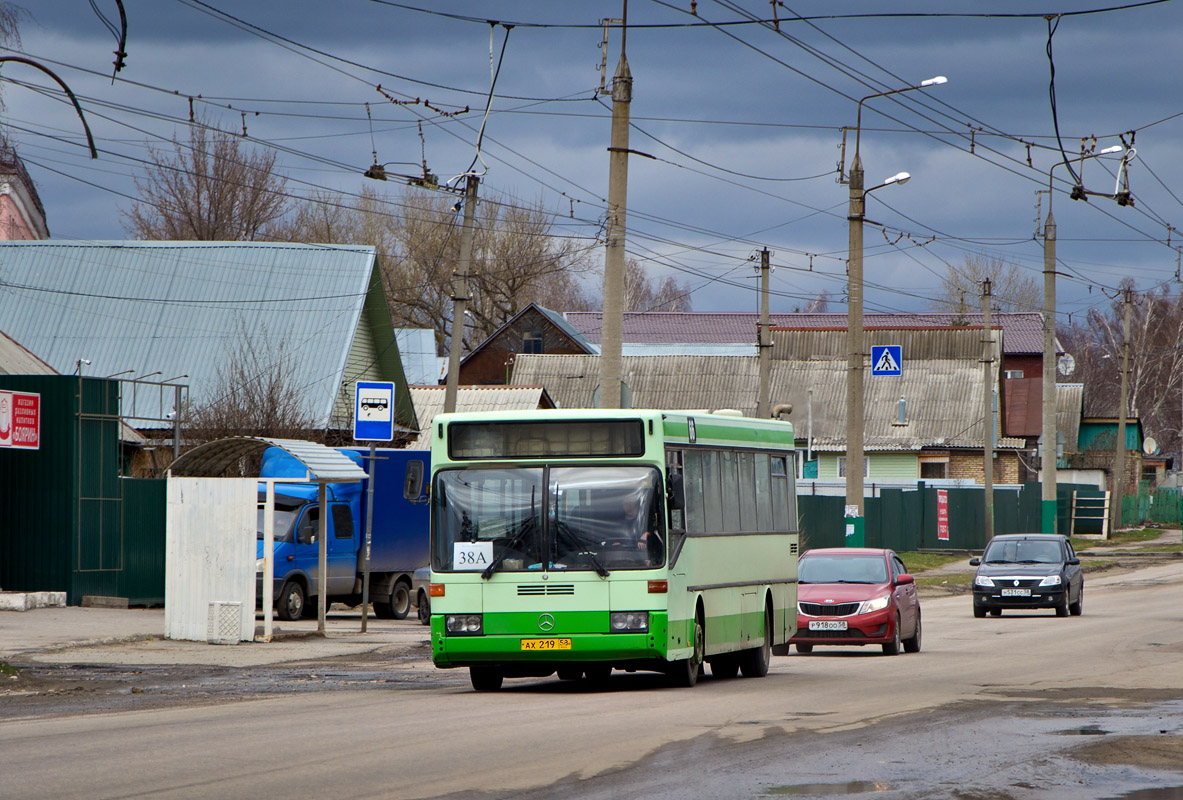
[845,78,944,547]
[1040,144,1125,533]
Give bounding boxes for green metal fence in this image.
[799,482,1084,554]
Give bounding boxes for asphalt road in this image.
[2,562,1182,800]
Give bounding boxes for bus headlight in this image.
[445,614,483,635]
[609,612,649,633]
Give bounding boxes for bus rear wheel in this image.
[669,611,704,687]
[740,607,772,678]
[469,666,503,692]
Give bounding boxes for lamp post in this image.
[1040,144,1123,532]
[844,76,945,546]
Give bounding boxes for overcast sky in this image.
[5,0,1183,324]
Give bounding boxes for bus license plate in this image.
[520,638,572,651]
[1001,588,1031,597]
[808,620,847,631]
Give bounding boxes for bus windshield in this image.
[433,465,665,574]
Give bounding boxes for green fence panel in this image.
[1148,488,1182,525]
[798,494,846,551]
[120,478,167,605]
[872,489,922,552]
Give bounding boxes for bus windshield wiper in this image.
[555,521,609,577]
[481,515,538,580]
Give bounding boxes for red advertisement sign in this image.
[936,489,949,542]
[0,391,40,450]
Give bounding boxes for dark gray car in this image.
[970,533,1083,618]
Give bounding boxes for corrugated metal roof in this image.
[1057,383,1084,454]
[407,384,555,449]
[770,328,995,361]
[0,330,56,375]
[166,436,367,481]
[0,241,380,426]
[563,311,1047,355]
[510,354,1023,452]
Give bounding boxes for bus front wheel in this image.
[669,611,704,687]
[469,666,503,692]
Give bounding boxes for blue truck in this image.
[256,446,429,621]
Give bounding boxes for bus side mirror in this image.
[667,473,685,511]
[404,460,425,501]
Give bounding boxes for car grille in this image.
[988,578,1044,588]
[517,584,575,596]
[799,602,860,617]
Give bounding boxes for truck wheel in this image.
[276,581,305,621]
[391,581,412,620]
[417,590,431,625]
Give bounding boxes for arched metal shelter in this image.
[165,437,367,640]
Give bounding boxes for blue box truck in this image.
[256,446,428,621]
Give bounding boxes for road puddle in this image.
[765,781,892,795]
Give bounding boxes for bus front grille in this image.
[517,584,576,596]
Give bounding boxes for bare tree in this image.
[932,254,1041,315]
[123,119,288,240]
[184,329,318,445]
[622,258,693,312]
[1060,279,1183,460]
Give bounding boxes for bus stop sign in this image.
[354,381,395,442]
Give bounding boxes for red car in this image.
[789,547,921,655]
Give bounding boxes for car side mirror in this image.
[404,460,425,501]
[969,557,981,566]
[1067,557,1080,566]
[896,573,914,586]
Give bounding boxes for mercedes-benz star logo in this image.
[537,613,555,632]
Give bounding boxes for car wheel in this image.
[795,643,813,654]
[469,666,503,692]
[989,608,1002,617]
[973,604,987,619]
[739,608,773,678]
[902,610,922,654]
[1055,592,1069,617]
[416,590,431,625]
[882,614,902,655]
[276,581,305,621]
[668,611,704,687]
[1069,586,1083,616]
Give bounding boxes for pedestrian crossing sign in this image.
[871,345,902,376]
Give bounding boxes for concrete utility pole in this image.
[843,76,944,547]
[981,279,995,542]
[444,174,479,414]
[1112,287,1133,536]
[598,9,631,410]
[757,248,772,418]
[1041,202,1059,533]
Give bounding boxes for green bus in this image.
[426,409,799,691]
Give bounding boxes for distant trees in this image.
[1059,279,1183,459]
[932,254,1041,315]
[623,258,692,312]
[184,330,318,444]
[123,120,288,240]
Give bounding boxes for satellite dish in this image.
[1057,354,1076,377]
[1143,436,1158,455]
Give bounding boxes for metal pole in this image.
[1112,288,1133,537]
[757,248,771,418]
[845,150,866,546]
[360,442,376,633]
[317,482,328,634]
[1041,206,1058,533]
[262,479,275,642]
[444,174,479,414]
[599,12,631,409]
[981,279,995,542]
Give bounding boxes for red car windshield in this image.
[799,554,888,584]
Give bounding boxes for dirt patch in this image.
[1067,734,1183,771]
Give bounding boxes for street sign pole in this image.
[354,381,395,633]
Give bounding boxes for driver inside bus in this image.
[621,494,663,565]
